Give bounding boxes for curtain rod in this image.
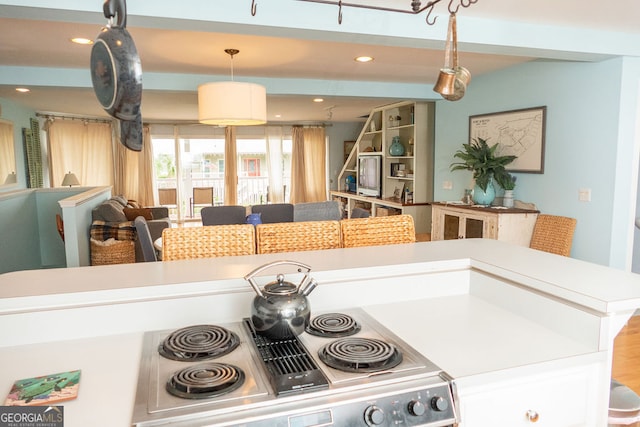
[35,112,112,124]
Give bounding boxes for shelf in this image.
[387,176,414,181]
[359,151,383,156]
[387,156,413,160]
[387,124,414,130]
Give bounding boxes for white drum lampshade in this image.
[198,81,267,126]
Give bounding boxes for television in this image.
[358,154,382,197]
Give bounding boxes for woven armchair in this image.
[162,224,256,261]
[529,214,577,257]
[256,220,342,254]
[341,214,416,248]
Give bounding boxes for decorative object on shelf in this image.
[198,49,267,126]
[296,0,478,26]
[450,137,516,206]
[389,136,405,156]
[388,115,401,128]
[407,137,414,156]
[472,179,495,206]
[433,12,471,101]
[370,121,376,132]
[470,106,546,173]
[61,171,80,187]
[496,174,516,208]
[461,189,472,204]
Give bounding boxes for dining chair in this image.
[201,205,247,226]
[161,224,256,261]
[191,187,215,218]
[256,220,342,254]
[158,188,177,207]
[341,214,416,248]
[251,203,294,223]
[134,216,158,262]
[529,214,577,257]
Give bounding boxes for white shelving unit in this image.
[332,101,435,233]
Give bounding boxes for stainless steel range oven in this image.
[132,308,457,426]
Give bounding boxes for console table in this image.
[330,190,431,233]
[430,202,539,246]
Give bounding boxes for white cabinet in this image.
[330,190,431,233]
[430,203,539,246]
[457,362,604,426]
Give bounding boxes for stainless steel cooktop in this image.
[132,308,457,427]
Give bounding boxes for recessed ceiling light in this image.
[313,98,324,103]
[15,88,30,93]
[275,114,282,118]
[355,56,374,63]
[71,37,94,45]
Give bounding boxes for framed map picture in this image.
[469,106,546,173]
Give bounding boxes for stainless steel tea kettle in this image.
[244,260,318,340]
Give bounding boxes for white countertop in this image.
[2,239,640,426]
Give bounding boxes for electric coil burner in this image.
[132,308,458,426]
[318,337,403,373]
[166,362,245,399]
[305,312,361,337]
[158,324,239,361]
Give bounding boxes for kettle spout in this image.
[300,278,318,297]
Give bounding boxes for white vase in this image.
[503,190,514,208]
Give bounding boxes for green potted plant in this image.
[495,173,516,208]
[450,137,516,205]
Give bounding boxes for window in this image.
[150,125,292,221]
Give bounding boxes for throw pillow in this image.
[127,199,140,208]
[123,208,154,221]
[111,195,128,207]
[95,200,128,222]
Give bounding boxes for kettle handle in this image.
[244,260,312,298]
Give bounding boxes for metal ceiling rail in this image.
[294,0,478,25]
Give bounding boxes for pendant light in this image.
[198,49,267,126]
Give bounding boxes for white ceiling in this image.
[0,0,639,123]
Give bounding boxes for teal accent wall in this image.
[435,57,640,267]
[0,191,40,272]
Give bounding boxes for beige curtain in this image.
[266,126,284,203]
[0,120,14,180]
[290,127,326,203]
[114,125,154,206]
[224,126,238,205]
[47,119,113,187]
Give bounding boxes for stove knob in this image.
[431,396,449,412]
[408,399,426,416]
[364,405,385,426]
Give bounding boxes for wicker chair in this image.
[256,220,342,254]
[529,214,577,257]
[162,224,256,261]
[341,214,416,248]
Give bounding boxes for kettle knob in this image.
[276,274,285,284]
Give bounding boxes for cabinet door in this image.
[465,217,484,238]
[443,213,461,239]
[459,365,600,426]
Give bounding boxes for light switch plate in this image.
[579,188,591,202]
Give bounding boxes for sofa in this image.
[90,195,171,263]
